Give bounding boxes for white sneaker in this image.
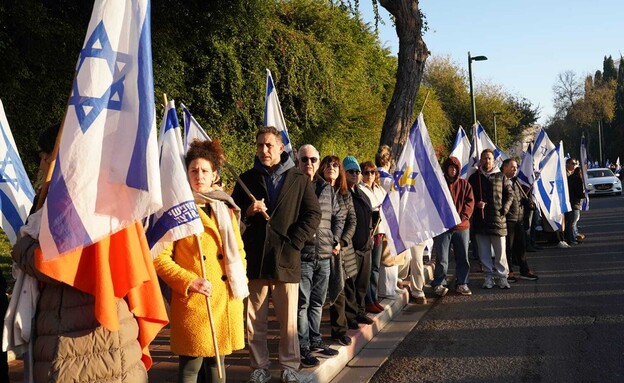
[496,277,511,289]
[434,285,449,296]
[248,368,271,383]
[482,277,494,289]
[557,241,571,249]
[456,284,472,296]
[281,369,300,383]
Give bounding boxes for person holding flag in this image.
[154,139,248,383]
[565,158,584,245]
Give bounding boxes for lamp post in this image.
[492,111,502,145]
[468,51,488,125]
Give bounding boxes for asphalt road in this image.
[371,194,624,383]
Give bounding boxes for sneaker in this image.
[300,348,320,368]
[281,368,300,383]
[576,233,586,241]
[496,277,511,289]
[248,368,271,383]
[520,272,539,281]
[557,241,570,249]
[507,273,518,283]
[332,334,352,346]
[482,277,494,289]
[311,342,339,357]
[412,295,427,304]
[365,303,382,314]
[433,285,449,297]
[455,284,472,296]
[374,301,385,311]
[355,314,373,325]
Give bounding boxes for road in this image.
[371,194,624,383]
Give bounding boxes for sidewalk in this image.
[8,263,436,383]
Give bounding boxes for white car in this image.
[586,168,622,195]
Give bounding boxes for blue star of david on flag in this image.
[0,126,35,200]
[69,21,131,133]
[393,166,418,198]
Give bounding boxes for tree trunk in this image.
[378,0,429,157]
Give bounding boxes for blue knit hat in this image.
[342,155,361,172]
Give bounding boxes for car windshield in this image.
[587,169,615,178]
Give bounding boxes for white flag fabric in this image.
[517,143,535,188]
[533,141,571,231]
[465,123,509,179]
[449,126,471,178]
[615,157,621,173]
[0,100,35,244]
[580,135,590,211]
[181,103,211,153]
[381,114,461,255]
[532,127,556,171]
[39,0,162,259]
[146,100,203,257]
[264,69,293,154]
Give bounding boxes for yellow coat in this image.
[154,206,246,357]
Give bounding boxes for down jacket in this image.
[337,191,358,279]
[468,169,513,237]
[154,205,246,357]
[11,235,147,383]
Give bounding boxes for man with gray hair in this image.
[296,144,344,368]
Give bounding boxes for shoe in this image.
[568,241,580,246]
[347,320,359,329]
[482,277,494,289]
[300,348,320,368]
[365,303,382,314]
[248,368,271,383]
[507,273,518,283]
[332,334,352,346]
[496,277,511,289]
[455,284,472,296]
[520,272,539,281]
[374,301,385,311]
[576,233,585,241]
[433,285,449,297]
[412,295,427,304]
[355,314,374,325]
[281,368,300,382]
[557,241,570,249]
[311,342,339,357]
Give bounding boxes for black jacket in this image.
[232,153,321,283]
[350,186,373,252]
[468,169,513,236]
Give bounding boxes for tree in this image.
[552,70,583,119]
[603,55,617,82]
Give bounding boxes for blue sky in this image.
[361,0,623,125]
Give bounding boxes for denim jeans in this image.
[366,237,383,304]
[564,210,580,243]
[298,259,330,349]
[432,229,470,287]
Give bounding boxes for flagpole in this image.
[223,162,270,221]
[195,234,223,379]
[418,90,431,116]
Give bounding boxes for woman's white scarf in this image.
[194,191,249,299]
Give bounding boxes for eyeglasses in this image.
[362,170,376,176]
[300,156,318,164]
[346,169,360,175]
[329,163,340,169]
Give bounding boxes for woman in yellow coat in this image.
[154,139,248,383]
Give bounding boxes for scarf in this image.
[194,190,249,300]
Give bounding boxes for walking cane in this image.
[195,236,223,379]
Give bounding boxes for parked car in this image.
[586,168,622,195]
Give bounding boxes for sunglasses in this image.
[328,163,340,169]
[346,169,360,175]
[362,170,376,176]
[300,156,318,164]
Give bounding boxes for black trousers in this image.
[506,220,530,275]
[345,249,371,319]
[330,286,348,338]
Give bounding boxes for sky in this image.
[360,0,623,125]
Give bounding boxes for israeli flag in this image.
[381,114,460,255]
[532,127,556,171]
[616,157,621,172]
[449,126,471,178]
[533,141,571,230]
[39,0,162,259]
[580,135,590,211]
[264,69,293,155]
[146,100,203,257]
[465,123,509,178]
[181,103,211,153]
[517,143,535,188]
[0,100,35,245]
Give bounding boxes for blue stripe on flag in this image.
[537,179,551,212]
[127,3,153,191]
[164,107,179,133]
[381,196,406,253]
[410,124,458,227]
[264,77,274,126]
[47,157,91,253]
[146,200,199,248]
[0,189,26,236]
[555,153,568,213]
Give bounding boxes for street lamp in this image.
[468,51,488,125]
[492,111,502,145]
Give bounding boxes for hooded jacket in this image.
[442,157,475,231]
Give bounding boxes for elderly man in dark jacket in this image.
[296,144,345,368]
[468,149,513,290]
[231,127,321,383]
[431,156,475,296]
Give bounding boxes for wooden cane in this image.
[195,234,223,379]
